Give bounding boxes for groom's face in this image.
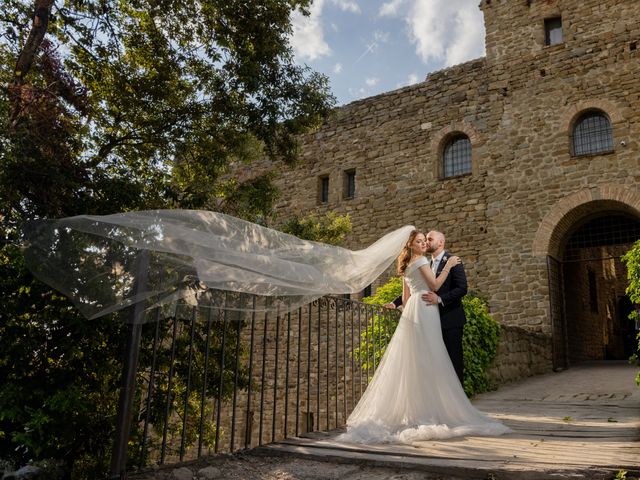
[425,231,443,253]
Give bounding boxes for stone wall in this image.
[262,0,640,382]
[488,325,552,384]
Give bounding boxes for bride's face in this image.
[410,233,427,256]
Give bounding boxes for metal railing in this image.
[109,292,400,478]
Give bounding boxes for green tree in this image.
[1,0,335,223]
[0,243,129,477]
[279,212,352,244]
[621,241,640,387]
[0,0,335,476]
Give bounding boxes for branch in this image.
[8,0,55,126]
[0,14,30,29]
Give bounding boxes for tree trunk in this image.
[8,0,55,126]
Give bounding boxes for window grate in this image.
[572,113,613,156]
[564,215,640,260]
[443,136,472,178]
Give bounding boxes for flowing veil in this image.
[23,210,413,321]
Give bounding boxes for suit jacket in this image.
[434,250,468,330]
[393,251,468,330]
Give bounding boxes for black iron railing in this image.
[109,293,399,479]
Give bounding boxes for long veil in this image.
[23,210,414,321]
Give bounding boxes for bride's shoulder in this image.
[406,256,429,272]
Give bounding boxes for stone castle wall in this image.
[264,0,640,380]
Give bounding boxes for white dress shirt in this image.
[431,251,445,274]
[431,251,446,305]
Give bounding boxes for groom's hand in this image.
[422,292,439,305]
[384,302,403,311]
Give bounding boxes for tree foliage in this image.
[0,243,128,477]
[1,0,335,222]
[621,241,640,386]
[279,211,352,245]
[0,0,335,476]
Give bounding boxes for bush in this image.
[361,277,403,306]
[353,277,402,372]
[621,240,640,387]
[355,277,501,397]
[279,212,352,245]
[461,294,501,396]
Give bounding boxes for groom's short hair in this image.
[430,230,445,245]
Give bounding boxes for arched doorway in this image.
[561,214,640,363]
[548,211,640,368]
[534,186,640,370]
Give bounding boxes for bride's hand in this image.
[444,256,461,270]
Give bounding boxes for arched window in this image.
[442,134,472,178]
[572,111,613,156]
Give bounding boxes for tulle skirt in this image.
[338,291,510,444]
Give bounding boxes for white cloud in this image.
[290,0,362,62]
[365,77,380,86]
[374,30,390,43]
[444,7,486,65]
[348,86,369,100]
[291,0,331,61]
[379,0,407,17]
[331,0,361,13]
[407,0,485,66]
[333,63,343,74]
[396,72,420,88]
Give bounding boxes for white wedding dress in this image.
[338,257,511,444]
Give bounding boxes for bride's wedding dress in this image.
[338,256,510,444]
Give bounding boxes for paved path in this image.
[260,361,640,479]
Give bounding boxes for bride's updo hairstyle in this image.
[397,229,420,276]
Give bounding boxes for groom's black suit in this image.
[394,251,468,384]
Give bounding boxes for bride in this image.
[338,230,510,444]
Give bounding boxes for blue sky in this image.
[290,0,486,105]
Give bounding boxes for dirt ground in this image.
[128,451,469,480]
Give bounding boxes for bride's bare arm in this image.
[418,256,462,290]
[402,278,410,305]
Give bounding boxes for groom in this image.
[386,230,468,384]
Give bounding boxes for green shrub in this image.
[353,309,400,375]
[621,240,640,387]
[461,294,501,396]
[361,277,403,306]
[355,277,501,397]
[353,277,402,372]
[279,212,352,245]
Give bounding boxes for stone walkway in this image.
[131,361,639,480]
